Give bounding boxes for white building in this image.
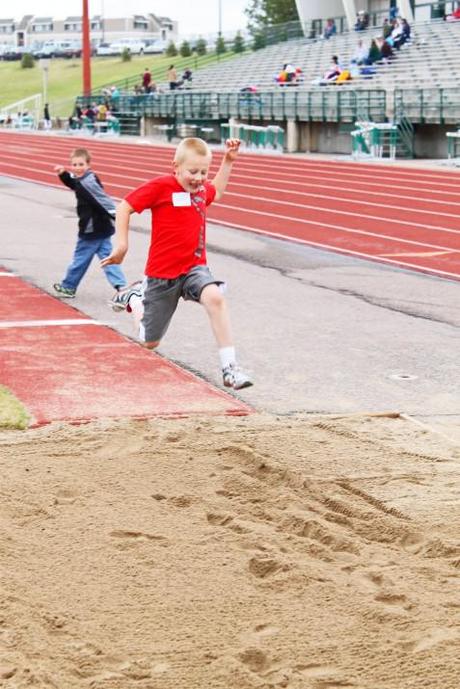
[0,14,177,49]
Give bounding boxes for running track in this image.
[0,131,459,281]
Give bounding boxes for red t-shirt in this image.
[125,174,216,278]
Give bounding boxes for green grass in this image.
[0,386,30,430]
[0,50,245,116]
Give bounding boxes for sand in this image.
[0,413,459,689]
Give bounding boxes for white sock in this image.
[219,346,236,370]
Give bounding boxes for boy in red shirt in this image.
[101,137,252,390]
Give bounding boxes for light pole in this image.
[218,0,222,36]
[82,0,91,97]
[39,58,50,104]
[101,0,105,43]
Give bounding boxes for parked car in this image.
[1,46,28,61]
[143,39,167,54]
[33,41,82,58]
[96,42,121,56]
[108,39,146,55]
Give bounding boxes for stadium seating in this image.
[165,19,459,94]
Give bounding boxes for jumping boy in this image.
[101,137,253,390]
[53,148,127,298]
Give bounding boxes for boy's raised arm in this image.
[212,138,240,201]
[100,200,134,266]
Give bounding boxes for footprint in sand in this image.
[109,530,169,548]
[52,488,80,505]
[248,554,289,579]
[252,623,280,637]
[238,647,272,674]
[403,627,459,653]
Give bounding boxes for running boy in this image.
[53,147,127,298]
[101,137,253,390]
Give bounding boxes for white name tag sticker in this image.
[172,192,191,207]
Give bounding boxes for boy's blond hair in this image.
[71,148,91,162]
[174,137,211,164]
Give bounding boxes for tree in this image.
[195,38,207,56]
[179,40,192,57]
[252,32,267,50]
[232,31,245,53]
[215,35,227,54]
[166,41,178,57]
[121,47,131,62]
[21,52,34,68]
[245,0,299,35]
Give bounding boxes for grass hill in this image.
[0,50,241,117]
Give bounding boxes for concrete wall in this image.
[295,0,347,24]
[142,116,453,159]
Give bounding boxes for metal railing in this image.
[397,116,415,157]
[0,93,42,128]
[92,50,242,96]
[77,89,387,124]
[394,88,460,124]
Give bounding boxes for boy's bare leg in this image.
[201,284,252,388]
[200,284,233,348]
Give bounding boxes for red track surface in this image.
[0,272,251,425]
[0,131,459,281]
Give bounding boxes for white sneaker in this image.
[222,363,253,390]
[110,281,143,312]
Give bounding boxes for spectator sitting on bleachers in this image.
[366,38,382,64]
[376,36,394,62]
[109,86,120,110]
[354,10,370,31]
[446,6,460,21]
[84,104,97,122]
[311,55,342,85]
[96,103,108,122]
[351,39,369,65]
[382,18,392,39]
[391,18,411,50]
[322,18,337,40]
[276,64,302,86]
[105,110,120,133]
[180,68,193,88]
[275,63,295,85]
[142,68,152,93]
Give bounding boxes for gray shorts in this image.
[140,265,223,343]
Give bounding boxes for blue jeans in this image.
[62,236,126,291]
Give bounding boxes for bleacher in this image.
[167,19,460,94]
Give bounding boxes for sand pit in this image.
[1,414,459,689]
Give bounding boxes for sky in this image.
[7,1,251,37]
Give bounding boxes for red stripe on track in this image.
[0,132,459,281]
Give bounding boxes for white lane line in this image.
[213,204,457,252]
[0,319,102,329]
[227,181,460,212]
[223,191,460,235]
[212,219,460,281]
[0,272,14,276]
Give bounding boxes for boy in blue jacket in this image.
[53,147,126,298]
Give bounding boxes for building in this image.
[294,0,451,31]
[0,14,177,49]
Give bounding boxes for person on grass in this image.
[101,137,253,391]
[53,148,127,298]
